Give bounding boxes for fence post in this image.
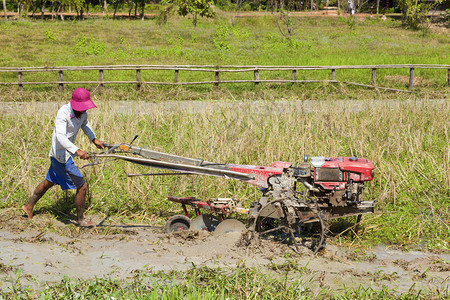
[58,70,64,92]
[136,67,141,90]
[215,66,219,88]
[292,69,297,84]
[331,69,335,81]
[98,69,104,89]
[408,67,414,90]
[371,68,376,85]
[18,69,23,90]
[448,68,450,87]
[174,69,179,83]
[254,67,259,85]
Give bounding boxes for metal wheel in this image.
[253,199,298,249]
[296,194,328,254]
[253,196,327,254]
[213,219,245,236]
[165,214,191,233]
[190,214,221,232]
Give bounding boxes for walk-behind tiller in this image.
[86,139,375,253]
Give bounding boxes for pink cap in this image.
[70,88,97,111]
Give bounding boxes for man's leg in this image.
[22,179,54,219]
[74,183,95,226]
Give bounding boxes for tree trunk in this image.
[41,0,45,19]
[32,4,38,17]
[51,0,54,19]
[2,0,7,19]
[59,3,64,21]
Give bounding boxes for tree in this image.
[3,0,7,19]
[396,0,443,29]
[177,0,215,27]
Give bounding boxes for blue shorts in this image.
[46,157,85,190]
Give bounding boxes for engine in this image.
[294,156,375,207]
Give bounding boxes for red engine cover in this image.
[312,157,375,190]
[225,157,374,190]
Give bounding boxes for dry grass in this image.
[0,92,449,249]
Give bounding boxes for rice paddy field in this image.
[0,11,449,299]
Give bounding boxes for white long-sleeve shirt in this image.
[49,103,96,163]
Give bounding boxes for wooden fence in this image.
[0,64,449,92]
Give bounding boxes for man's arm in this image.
[81,114,104,150]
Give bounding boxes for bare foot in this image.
[76,219,97,228]
[22,204,34,219]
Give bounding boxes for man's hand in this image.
[76,149,90,160]
[92,138,105,149]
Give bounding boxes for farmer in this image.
[22,88,104,227]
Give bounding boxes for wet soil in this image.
[0,210,448,295]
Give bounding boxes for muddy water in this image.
[0,215,448,294]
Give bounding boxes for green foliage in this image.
[275,9,299,40]
[44,29,57,43]
[397,0,443,29]
[156,0,175,25]
[119,34,129,48]
[438,9,450,27]
[213,23,230,50]
[176,0,216,27]
[348,15,356,30]
[73,33,106,56]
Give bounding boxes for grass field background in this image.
[0,14,449,97]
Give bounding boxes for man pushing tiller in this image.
[22,88,105,227]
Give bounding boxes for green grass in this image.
[1,265,444,299]
[0,14,449,96]
[0,16,447,68]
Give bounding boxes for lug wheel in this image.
[253,197,327,254]
[165,214,191,233]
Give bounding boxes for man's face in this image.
[73,109,86,118]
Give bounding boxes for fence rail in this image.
[0,64,449,92]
